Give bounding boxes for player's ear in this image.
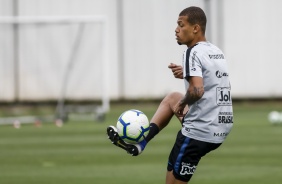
[193,24,200,34]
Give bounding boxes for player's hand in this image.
[168,63,183,79]
[173,100,187,117]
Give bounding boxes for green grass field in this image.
[0,101,282,184]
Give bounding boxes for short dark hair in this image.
[179,6,207,34]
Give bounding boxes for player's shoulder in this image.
[193,42,220,51]
[192,42,224,57]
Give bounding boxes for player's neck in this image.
[187,36,206,47]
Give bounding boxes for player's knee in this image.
[164,92,183,104]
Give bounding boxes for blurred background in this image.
[1,0,282,103]
[0,0,282,184]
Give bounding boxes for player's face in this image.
[175,16,195,47]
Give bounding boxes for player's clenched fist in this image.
[168,63,183,79]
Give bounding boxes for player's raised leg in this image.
[151,92,187,130]
[143,92,187,144]
[107,91,187,156]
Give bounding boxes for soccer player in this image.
[107,6,233,184]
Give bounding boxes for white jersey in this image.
[181,41,233,143]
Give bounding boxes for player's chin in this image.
[177,41,183,45]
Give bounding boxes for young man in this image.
[107,6,233,184]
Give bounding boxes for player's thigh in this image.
[166,171,175,184]
[167,131,201,182]
[164,92,188,122]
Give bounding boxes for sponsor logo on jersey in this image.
[216,87,232,106]
[192,51,197,67]
[218,112,233,124]
[214,132,229,137]
[219,112,233,115]
[180,162,196,175]
[184,127,190,132]
[218,115,233,124]
[216,70,229,78]
[192,51,197,68]
[209,54,224,59]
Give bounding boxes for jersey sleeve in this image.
[183,47,203,79]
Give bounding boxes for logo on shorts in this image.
[180,162,196,175]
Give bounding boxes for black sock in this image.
[145,123,160,143]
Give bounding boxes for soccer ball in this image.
[268,111,282,124]
[116,109,150,144]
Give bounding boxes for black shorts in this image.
[167,130,221,182]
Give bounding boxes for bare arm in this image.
[174,76,204,116]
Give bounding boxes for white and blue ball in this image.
[116,109,150,144]
[268,111,282,124]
